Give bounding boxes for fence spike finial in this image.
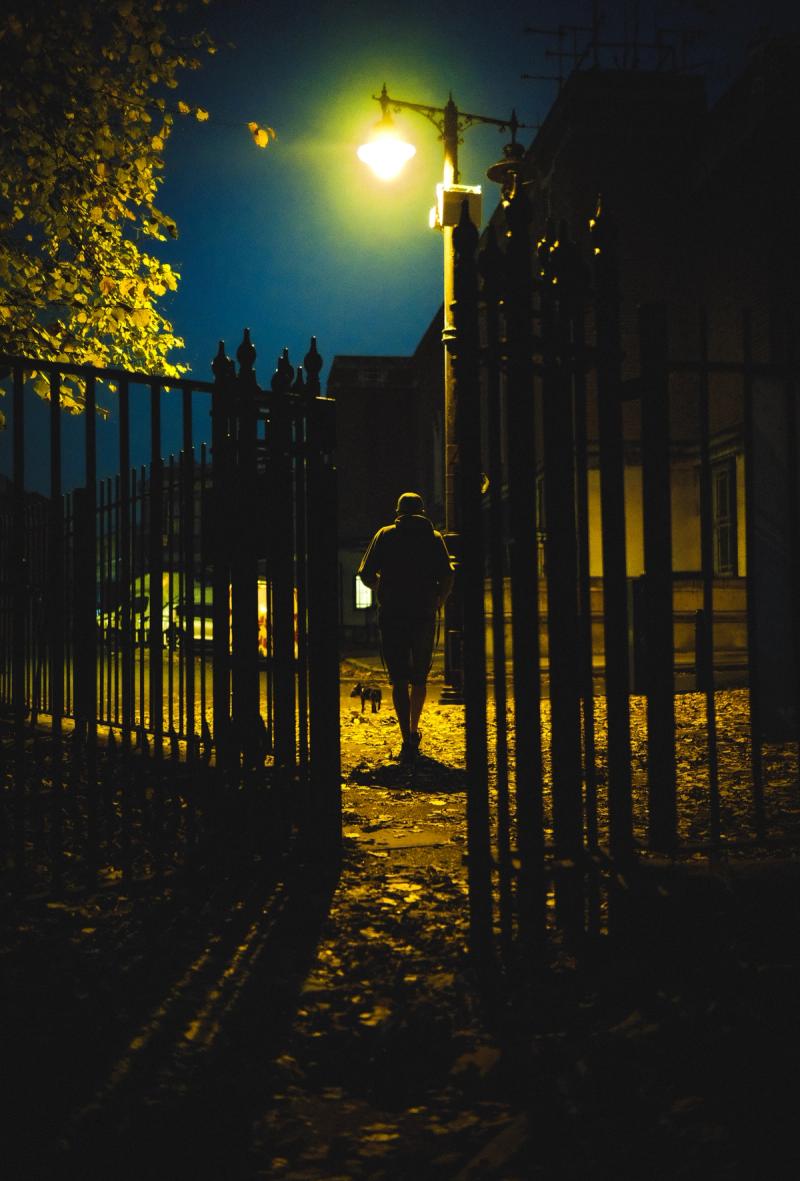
[303,337,323,396]
[271,346,294,393]
[212,340,234,380]
[237,327,256,376]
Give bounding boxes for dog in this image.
[350,681,382,713]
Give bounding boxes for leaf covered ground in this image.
[2,664,800,1178]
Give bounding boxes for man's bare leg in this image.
[391,683,411,743]
[410,683,426,737]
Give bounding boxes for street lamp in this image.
[356,103,416,180]
[358,83,526,692]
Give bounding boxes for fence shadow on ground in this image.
[6,852,340,1180]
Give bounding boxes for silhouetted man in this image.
[357,492,454,762]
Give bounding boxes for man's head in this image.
[396,491,425,516]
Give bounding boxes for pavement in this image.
[4,656,800,1177]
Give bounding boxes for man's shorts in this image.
[379,613,437,686]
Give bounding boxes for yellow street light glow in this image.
[357,117,416,181]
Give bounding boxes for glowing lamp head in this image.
[357,114,416,181]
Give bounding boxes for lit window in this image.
[354,577,373,609]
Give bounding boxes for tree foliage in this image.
[0,0,232,413]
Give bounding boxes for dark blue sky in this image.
[157,0,794,383]
[2,0,795,491]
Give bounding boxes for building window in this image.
[712,458,737,576]
[354,576,373,609]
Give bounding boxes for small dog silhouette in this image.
[350,682,382,713]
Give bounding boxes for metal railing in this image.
[448,193,800,962]
[0,332,340,896]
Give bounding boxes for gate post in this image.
[539,223,584,872]
[590,204,634,861]
[305,340,341,855]
[269,350,298,772]
[452,200,493,966]
[230,331,261,769]
[503,180,545,943]
[479,225,514,953]
[639,302,677,852]
[210,341,235,766]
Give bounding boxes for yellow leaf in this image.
[178,100,191,115]
[359,1003,391,1026]
[195,108,209,122]
[248,123,276,148]
[61,387,84,413]
[90,206,104,222]
[151,135,164,151]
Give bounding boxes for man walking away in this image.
[357,492,454,762]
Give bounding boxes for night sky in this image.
[156,0,794,381]
[1,0,795,489]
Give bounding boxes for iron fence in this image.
[0,331,340,896]
[449,190,800,961]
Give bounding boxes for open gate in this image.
[0,330,340,895]
[448,188,800,962]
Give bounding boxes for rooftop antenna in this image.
[523,0,603,87]
[544,27,595,75]
[523,25,568,88]
[523,2,709,83]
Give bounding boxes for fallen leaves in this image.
[357,1003,392,1027]
[360,1122,399,1142]
[5,675,797,1179]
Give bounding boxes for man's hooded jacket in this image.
[357,512,453,620]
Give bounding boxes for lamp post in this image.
[358,84,525,692]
